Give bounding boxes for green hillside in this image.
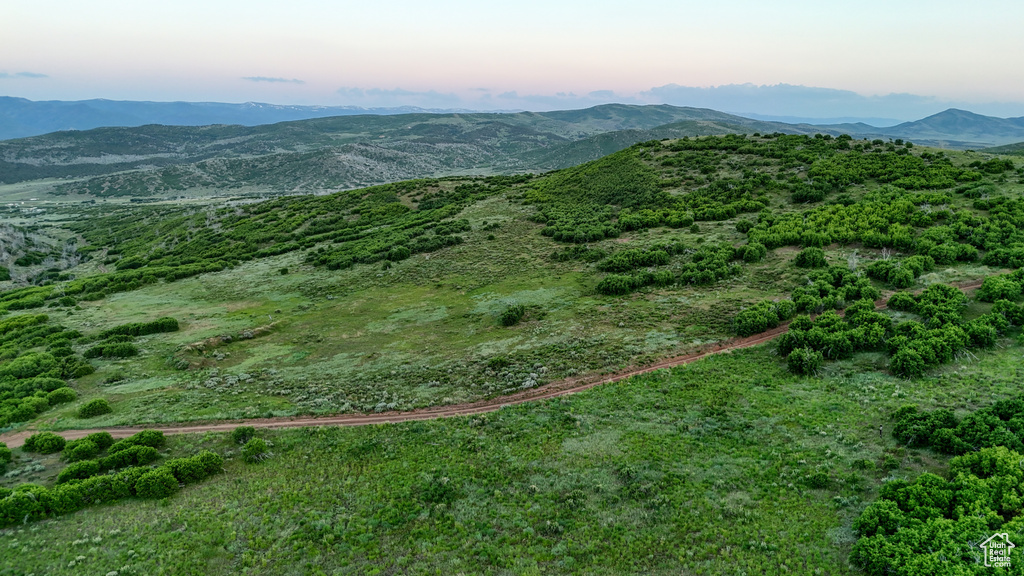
[1,133,1024,574]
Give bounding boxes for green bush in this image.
[56,460,101,484]
[78,398,112,418]
[108,429,165,453]
[794,247,827,268]
[99,317,179,339]
[0,488,46,525]
[166,451,224,483]
[62,439,99,462]
[22,432,66,454]
[83,431,114,451]
[886,292,917,312]
[889,348,926,379]
[803,471,830,489]
[787,348,823,375]
[241,438,270,463]
[976,274,1023,302]
[499,304,527,327]
[0,442,11,473]
[134,468,179,499]
[741,242,767,263]
[104,342,139,358]
[165,456,205,483]
[100,444,159,470]
[45,387,77,406]
[231,426,256,445]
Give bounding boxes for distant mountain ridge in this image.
[0,97,490,140]
[0,104,822,188]
[2,103,1022,199]
[876,108,1024,144]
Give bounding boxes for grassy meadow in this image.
[2,133,1024,574]
[3,340,1023,575]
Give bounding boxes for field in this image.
[1,132,1024,574]
[3,342,1022,575]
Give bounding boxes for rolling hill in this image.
[0,104,827,196]
[0,133,1022,574]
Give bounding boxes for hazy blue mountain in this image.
[0,97,485,140]
[873,109,1024,146]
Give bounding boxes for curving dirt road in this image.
[0,279,986,448]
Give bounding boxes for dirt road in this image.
[0,279,986,448]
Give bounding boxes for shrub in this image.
[83,431,114,451]
[99,317,179,338]
[499,304,526,327]
[56,460,101,484]
[231,426,256,445]
[78,398,112,418]
[195,450,224,476]
[166,451,224,483]
[888,267,914,289]
[890,348,926,379]
[46,387,77,406]
[0,442,11,472]
[102,343,139,358]
[976,275,1022,303]
[108,430,165,453]
[241,438,270,463]
[741,242,767,263]
[886,292,917,312]
[804,471,830,489]
[134,468,179,499]
[787,348,823,375]
[0,489,46,525]
[23,432,66,454]
[100,444,159,470]
[62,439,99,462]
[794,247,827,268]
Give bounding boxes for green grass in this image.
[4,341,1023,575]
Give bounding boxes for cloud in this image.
[0,71,48,79]
[242,76,305,84]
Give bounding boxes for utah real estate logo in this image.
[980,533,1015,568]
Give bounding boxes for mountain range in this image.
[0,97,487,141]
[1,103,1021,198]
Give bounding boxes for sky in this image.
[3,0,1024,120]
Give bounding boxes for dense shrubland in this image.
[0,314,94,428]
[773,282,1021,379]
[0,429,227,528]
[850,398,1024,574]
[0,311,184,428]
[0,422,254,533]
